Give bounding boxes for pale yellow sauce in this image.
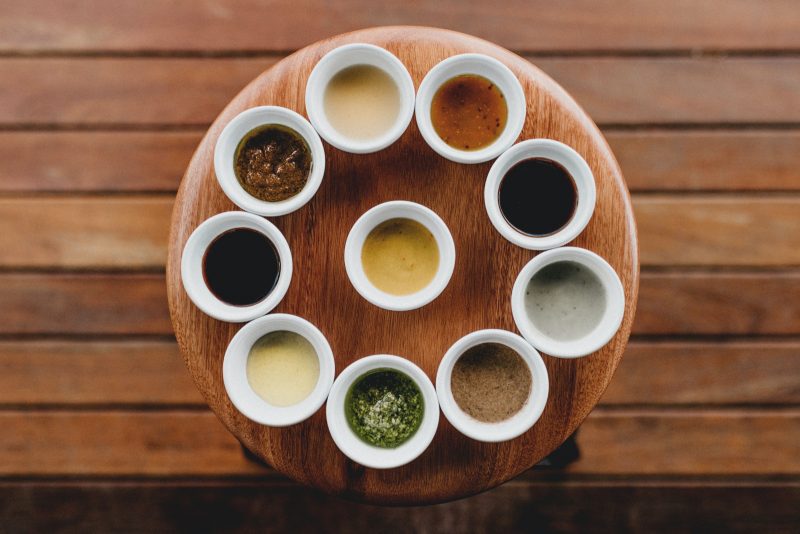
[361,218,439,296]
[323,64,400,141]
[246,331,320,407]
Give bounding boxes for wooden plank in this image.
[0,341,199,405]
[3,130,799,193]
[576,410,800,475]
[0,58,267,126]
[0,411,796,476]
[2,196,798,268]
[534,57,800,125]
[0,132,200,192]
[1,340,797,407]
[636,272,800,335]
[635,196,800,267]
[0,197,172,269]
[0,274,169,335]
[0,272,797,336]
[607,130,800,192]
[0,412,267,477]
[606,341,800,405]
[1,482,798,533]
[2,1,799,52]
[1,58,799,126]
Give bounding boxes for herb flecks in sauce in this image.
[234,124,312,202]
[345,369,424,448]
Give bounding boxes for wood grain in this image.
[0,274,169,335]
[0,132,201,192]
[2,57,800,126]
[0,197,171,269]
[4,130,799,193]
[635,196,800,266]
[605,341,800,405]
[1,340,797,407]
[2,1,798,52]
[2,196,798,268]
[2,272,796,336]
[0,341,199,406]
[636,272,800,335]
[2,481,798,533]
[1,411,797,476]
[166,27,639,504]
[607,130,800,192]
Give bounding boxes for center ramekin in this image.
[325,354,439,469]
[343,201,456,311]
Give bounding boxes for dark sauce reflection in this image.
[499,158,577,236]
[202,228,279,306]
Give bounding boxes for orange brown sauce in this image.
[430,74,508,151]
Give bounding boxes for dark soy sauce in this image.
[202,228,279,306]
[498,158,577,236]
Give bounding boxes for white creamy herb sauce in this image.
[524,261,606,341]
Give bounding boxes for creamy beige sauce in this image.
[323,64,400,141]
[361,218,439,296]
[246,331,320,407]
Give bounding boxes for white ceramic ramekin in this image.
[484,139,596,250]
[436,329,549,443]
[214,106,325,216]
[223,313,335,427]
[511,247,625,359]
[343,201,456,311]
[415,53,526,164]
[181,211,292,323]
[326,355,439,469]
[305,43,415,154]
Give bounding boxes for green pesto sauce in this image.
[345,369,424,448]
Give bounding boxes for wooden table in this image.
[167,27,638,504]
[0,1,798,530]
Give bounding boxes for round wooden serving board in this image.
[166,26,639,505]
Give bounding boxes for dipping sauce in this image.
[234,124,312,202]
[361,218,439,296]
[431,74,508,151]
[525,261,606,341]
[202,228,279,306]
[323,64,401,141]
[499,158,577,236]
[345,369,423,448]
[451,343,531,423]
[246,330,320,407]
